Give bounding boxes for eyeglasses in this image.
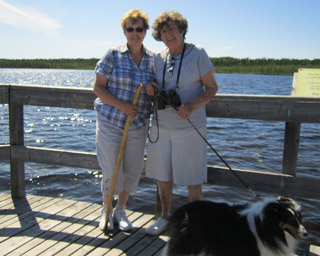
[126,27,145,33]
[160,25,178,36]
[167,56,175,78]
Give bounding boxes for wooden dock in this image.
[0,193,169,256]
[1,193,320,256]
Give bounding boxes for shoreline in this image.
[1,57,320,75]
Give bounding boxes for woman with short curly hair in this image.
[145,11,218,235]
[151,11,188,41]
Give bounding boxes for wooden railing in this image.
[1,84,320,200]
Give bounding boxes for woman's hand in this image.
[146,81,158,96]
[121,102,138,118]
[177,104,192,120]
[176,70,218,121]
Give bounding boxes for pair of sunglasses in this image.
[168,56,175,77]
[126,27,144,33]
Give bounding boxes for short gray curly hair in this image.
[152,11,188,41]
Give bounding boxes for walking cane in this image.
[104,83,144,233]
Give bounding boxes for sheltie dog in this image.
[162,197,307,256]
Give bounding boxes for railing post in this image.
[282,122,301,176]
[9,98,25,198]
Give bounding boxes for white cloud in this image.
[0,0,62,37]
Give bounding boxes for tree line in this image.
[0,58,98,70]
[211,57,320,75]
[1,57,320,75]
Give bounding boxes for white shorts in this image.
[146,125,207,186]
[96,113,147,195]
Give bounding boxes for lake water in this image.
[0,69,319,250]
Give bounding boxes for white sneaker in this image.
[114,210,132,231]
[99,206,113,231]
[146,217,168,235]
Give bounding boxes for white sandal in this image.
[114,210,132,231]
[99,206,113,231]
[146,217,168,235]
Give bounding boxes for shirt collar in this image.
[120,44,154,57]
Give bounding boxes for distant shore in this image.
[1,57,320,75]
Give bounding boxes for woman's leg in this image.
[117,191,130,206]
[187,184,203,202]
[113,190,132,231]
[158,180,173,219]
[146,179,173,235]
[99,191,113,231]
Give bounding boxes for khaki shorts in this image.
[96,113,147,195]
[146,125,207,186]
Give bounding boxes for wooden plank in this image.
[208,166,320,200]
[104,213,155,256]
[37,204,101,255]
[9,102,25,198]
[68,223,106,256]
[11,146,100,170]
[123,232,163,255]
[0,193,11,200]
[4,200,80,255]
[9,84,96,110]
[5,85,320,122]
[282,122,301,175]
[206,95,320,123]
[53,215,101,256]
[139,232,169,256]
[81,212,151,256]
[0,195,44,223]
[0,195,56,231]
[82,211,146,256]
[0,193,12,207]
[0,85,9,104]
[6,201,98,256]
[0,197,68,253]
[0,145,10,161]
[9,145,320,200]
[22,202,100,256]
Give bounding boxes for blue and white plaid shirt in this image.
[94,44,154,129]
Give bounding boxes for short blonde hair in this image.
[121,9,149,31]
[152,11,188,41]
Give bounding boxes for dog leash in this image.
[149,87,261,201]
[185,118,261,200]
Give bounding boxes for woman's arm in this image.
[93,73,138,117]
[177,70,218,120]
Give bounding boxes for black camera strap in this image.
[162,43,186,91]
[148,43,187,144]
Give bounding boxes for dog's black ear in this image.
[264,201,281,217]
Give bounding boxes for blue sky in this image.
[1,0,319,60]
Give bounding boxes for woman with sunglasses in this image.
[145,11,218,235]
[93,9,153,232]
